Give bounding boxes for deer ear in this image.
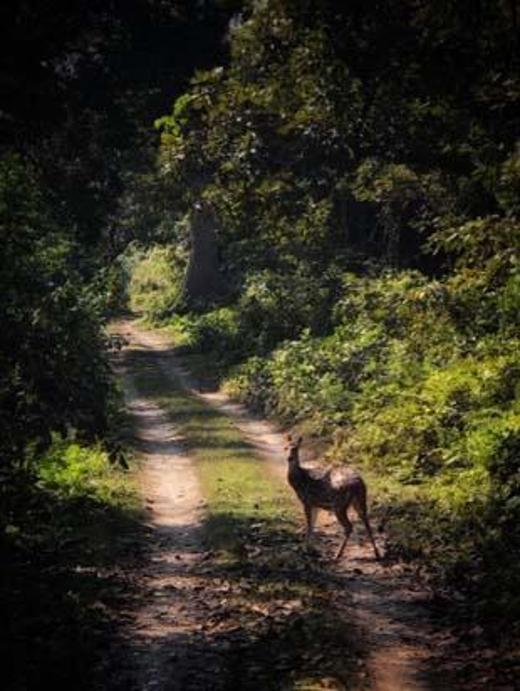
[297,436,303,446]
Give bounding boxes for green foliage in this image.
[0,155,110,466]
[156,266,338,364]
[128,244,186,321]
[155,6,365,272]
[225,270,458,424]
[237,268,337,350]
[429,215,519,274]
[38,438,136,506]
[95,263,127,316]
[497,145,520,217]
[180,306,242,355]
[1,437,140,690]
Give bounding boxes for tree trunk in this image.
[182,204,226,310]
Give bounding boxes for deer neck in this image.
[287,457,305,485]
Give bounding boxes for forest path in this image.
[110,319,459,691]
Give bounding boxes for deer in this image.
[285,435,381,561]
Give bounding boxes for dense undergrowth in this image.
[1,435,142,690]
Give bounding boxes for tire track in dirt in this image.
[115,320,456,691]
[112,350,219,690]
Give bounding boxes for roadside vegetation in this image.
[1,435,142,690]
[1,153,143,689]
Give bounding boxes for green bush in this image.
[128,244,185,321]
[1,437,140,691]
[236,268,337,352]
[0,155,110,466]
[163,267,339,367]
[188,306,241,352]
[37,437,137,507]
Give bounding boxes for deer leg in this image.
[353,493,381,560]
[362,513,381,560]
[303,503,316,543]
[334,508,352,561]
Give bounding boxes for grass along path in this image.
[132,353,293,556]
[113,321,369,691]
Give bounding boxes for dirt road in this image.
[110,319,462,690]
